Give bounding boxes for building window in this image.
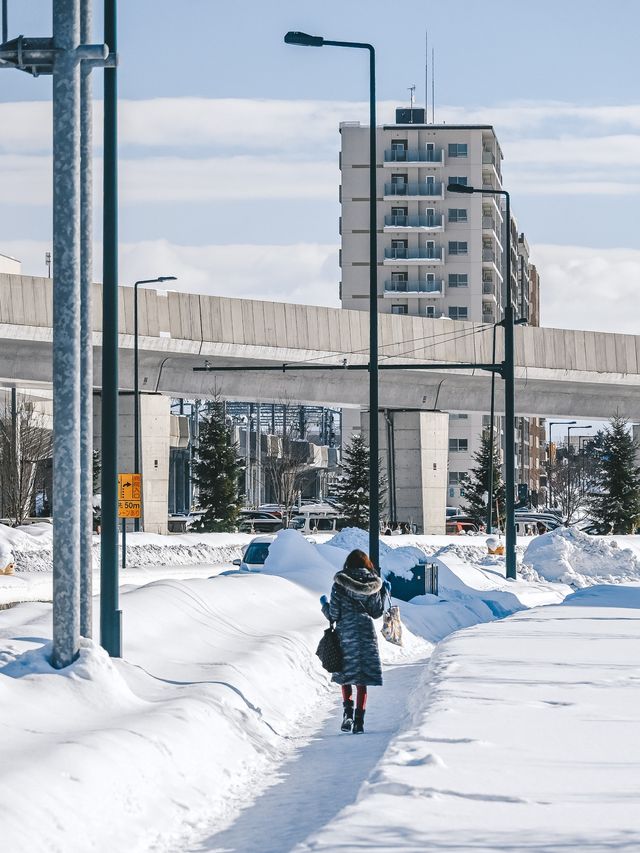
[426,305,436,318]
[450,413,468,420]
[448,241,468,255]
[448,472,464,485]
[391,305,408,315]
[448,273,468,287]
[448,306,468,320]
[448,143,468,158]
[448,208,468,223]
[449,438,468,452]
[448,176,467,187]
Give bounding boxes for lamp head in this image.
[158,276,177,283]
[284,31,324,47]
[447,182,475,194]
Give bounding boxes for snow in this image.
[299,582,640,852]
[2,526,640,850]
[523,526,640,587]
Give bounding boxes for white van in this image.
[289,513,349,535]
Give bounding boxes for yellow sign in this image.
[118,473,142,518]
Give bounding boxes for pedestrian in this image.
[320,549,389,734]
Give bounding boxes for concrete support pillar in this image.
[94,392,170,534]
[361,409,449,534]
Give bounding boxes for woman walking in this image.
[321,549,390,734]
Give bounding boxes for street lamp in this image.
[548,421,575,513]
[284,30,380,568]
[448,181,517,579]
[486,317,527,534]
[567,423,590,521]
[133,276,177,531]
[578,431,594,490]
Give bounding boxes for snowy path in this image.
[294,585,640,852]
[191,659,427,853]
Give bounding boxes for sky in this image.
[1,0,640,335]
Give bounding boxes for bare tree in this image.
[545,449,598,524]
[0,396,52,525]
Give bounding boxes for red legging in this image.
[341,684,367,710]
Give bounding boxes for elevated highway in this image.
[1,272,639,418]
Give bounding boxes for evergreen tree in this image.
[589,415,640,534]
[462,428,505,527]
[337,434,385,528]
[191,403,242,531]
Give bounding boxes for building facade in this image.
[339,110,544,514]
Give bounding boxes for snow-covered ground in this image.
[1,525,640,851]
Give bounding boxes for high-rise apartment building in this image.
[339,109,544,513]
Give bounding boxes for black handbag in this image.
[316,622,343,673]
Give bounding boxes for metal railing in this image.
[385,247,444,261]
[384,213,443,228]
[384,181,443,197]
[384,147,444,163]
[384,279,444,295]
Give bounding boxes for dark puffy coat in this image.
[322,566,385,686]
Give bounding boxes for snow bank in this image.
[0,523,254,574]
[326,527,428,580]
[0,574,332,852]
[523,527,640,587]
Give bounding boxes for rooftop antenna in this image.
[408,84,416,112]
[431,47,435,124]
[425,30,428,121]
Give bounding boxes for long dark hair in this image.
[343,548,379,576]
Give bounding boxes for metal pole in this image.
[503,191,517,580]
[100,0,121,657]
[256,401,261,507]
[486,322,498,534]
[79,0,94,638]
[367,44,380,570]
[121,517,126,568]
[133,280,140,531]
[2,0,7,44]
[51,0,81,669]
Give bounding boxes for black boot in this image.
[341,700,354,732]
[352,708,365,734]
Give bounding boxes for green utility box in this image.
[387,561,438,602]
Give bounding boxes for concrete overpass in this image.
[1,272,639,419]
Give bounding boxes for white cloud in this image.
[5,97,640,202]
[0,154,337,205]
[533,243,640,334]
[3,239,341,308]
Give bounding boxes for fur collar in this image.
[334,570,382,596]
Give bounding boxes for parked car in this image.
[238,510,284,534]
[445,515,479,534]
[289,513,349,535]
[232,535,275,571]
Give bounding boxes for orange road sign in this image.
[118,473,141,518]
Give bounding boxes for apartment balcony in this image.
[482,248,503,279]
[384,279,445,298]
[384,246,444,264]
[384,181,444,199]
[482,311,496,324]
[482,280,498,302]
[383,213,444,232]
[383,147,445,165]
[482,215,497,231]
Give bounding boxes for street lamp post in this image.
[448,182,517,579]
[486,317,527,535]
[578,431,594,490]
[133,276,176,531]
[548,420,576,515]
[284,30,380,568]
